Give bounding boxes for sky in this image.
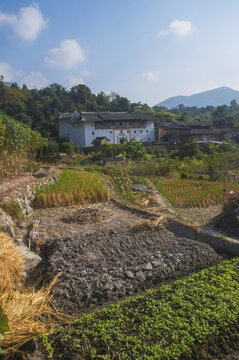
[0,0,239,106]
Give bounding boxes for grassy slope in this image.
[46,258,239,360]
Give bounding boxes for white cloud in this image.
[0,3,47,42]
[44,39,85,69]
[0,62,14,81]
[0,62,48,89]
[22,71,48,89]
[141,71,159,81]
[158,20,196,37]
[68,77,85,87]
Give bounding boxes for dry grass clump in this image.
[34,169,110,208]
[0,233,61,353]
[0,233,24,294]
[140,195,159,207]
[129,215,167,234]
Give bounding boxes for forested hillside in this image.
[0,81,151,139]
[1,80,239,144]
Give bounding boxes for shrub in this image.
[0,305,9,354]
[121,138,146,160]
[0,112,47,181]
[60,141,75,154]
[0,201,23,222]
[74,145,81,153]
[42,140,59,155]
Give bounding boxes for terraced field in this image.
[43,258,239,360]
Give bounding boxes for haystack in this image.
[0,233,61,353]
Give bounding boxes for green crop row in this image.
[46,258,239,359]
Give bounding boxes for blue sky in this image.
[0,0,239,105]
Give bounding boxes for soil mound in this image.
[37,229,221,314]
[212,193,239,238]
[213,207,239,238]
[62,207,111,224]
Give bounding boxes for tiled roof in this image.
[59,111,158,122]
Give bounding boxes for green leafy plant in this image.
[0,201,23,221]
[45,258,239,359]
[0,304,9,354]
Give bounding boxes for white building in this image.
[59,111,157,147]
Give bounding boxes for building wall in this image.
[60,119,155,147]
[59,120,86,146]
[158,127,181,142]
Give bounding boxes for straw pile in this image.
[129,215,167,234]
[0,232,61,354]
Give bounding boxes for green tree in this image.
[121,138,146,160]
[70,84,92,106]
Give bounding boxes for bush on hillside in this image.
[42,140,59,155]
[60,141,75,154]
[0,112,47,181]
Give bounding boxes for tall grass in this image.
[0,233,61,354]
[156,179,239,208]
[34,169,110,208]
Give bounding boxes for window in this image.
[92,132,94,135]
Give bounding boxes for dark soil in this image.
[180,322,239,360]
[212,207,239,238]
[61,207,111,224]
[34,228,221,315]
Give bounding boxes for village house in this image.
[158,121,238,144]
[59,111,157,147]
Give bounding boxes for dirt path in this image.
[174,205,222,226]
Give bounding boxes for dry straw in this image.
[129,215,167,234]
[0,233,65,354]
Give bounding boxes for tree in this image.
[96,92,110,110]
[177,143,201,159]
[213,106,227,122]
[110,94,130,112]
[121,138,146,160]
[70,84,92,105]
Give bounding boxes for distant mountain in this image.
[155,87,239,109]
